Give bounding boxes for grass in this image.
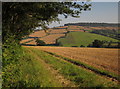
[28,47,119,88]
[43,50,120,81]
[0,44,1,88]
[19,48,63,87]
[2,47,63,88]
[58,31,118,47]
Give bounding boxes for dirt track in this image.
[25,46,119,75]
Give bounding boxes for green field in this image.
[58,31,118,47]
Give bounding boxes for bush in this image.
[91,39,104,48]
[72,46,78,47]
[35,39,46,46]
[80,45,85,47]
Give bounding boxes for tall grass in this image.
[2,47,63,88]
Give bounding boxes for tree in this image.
[80,45,85,47]
[2,2,91,44]
[35,39,46,46]
[92,39,104,48]
[2,2,91,87]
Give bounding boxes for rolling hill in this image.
[20,24,118,46]
[57,31,118,47]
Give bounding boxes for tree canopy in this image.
[2,2,91,87]
[2,2,91,43]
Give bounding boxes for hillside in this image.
[20,25,118,46]
[57,31,118,47]
[65,22,119,27]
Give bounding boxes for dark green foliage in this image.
[91,29,120,40]
[2,42,23,87]
[2,2,91,43]
[64,22,118,27]
[88,40,119,48]
[92,39,104,48]
[35,39,46,46]
[72,46,78,47]
[80,45,85,47]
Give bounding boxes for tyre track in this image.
[43,50,119,83]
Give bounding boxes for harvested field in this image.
[68,26,92,31]
[39,34,65,44]
[20,26,118,45]
[48,29,67,34]
[105,27,118,30]
[29,30,47,37]
[25,40,36,45]
[69,30,84,32]
[55,26,68,29]
[31,46,119,75]
[89,27,118,30]
[20,38,34,44]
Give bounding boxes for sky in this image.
[48,2,118,28]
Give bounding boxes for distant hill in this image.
[64,23,119,27]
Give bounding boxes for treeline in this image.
[87,40,120,48]
[57,39,120,48]
[90,29,120,40]
[64,22,119,27]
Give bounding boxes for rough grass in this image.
[43,50,119,81]
[21,49,62,87]
[2,47,63,88]
[58,31,118,47]
[18,48,63,87]
[34,46,119,75]
[28,47,119,88]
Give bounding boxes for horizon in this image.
[48,2,118,28]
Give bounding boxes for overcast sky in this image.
[48,2,118,28]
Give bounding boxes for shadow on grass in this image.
[21,43,59,46]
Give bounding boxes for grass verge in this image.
[29,47,119,88]
[2,47,63,88]
[44,50,120,81]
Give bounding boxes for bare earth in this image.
[26,46,119,75]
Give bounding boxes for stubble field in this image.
[29,46,119,75]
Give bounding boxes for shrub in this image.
[80,45,85,47]
[72,46,78,47]
[35,39,46,46]
[92,39,104,48]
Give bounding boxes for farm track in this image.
[43,50,119,83]
[24,46,119,83]
[37,46,119,74]
[28,48,76,87]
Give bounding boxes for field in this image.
[39,34,65,44]
[48,29,67,34]
[29,30,47,37]
[58,31,118,47]
[26,46,119,75]
[20,25,118,46]
[23,46,119,87]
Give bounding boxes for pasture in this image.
[58,31,118,47]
